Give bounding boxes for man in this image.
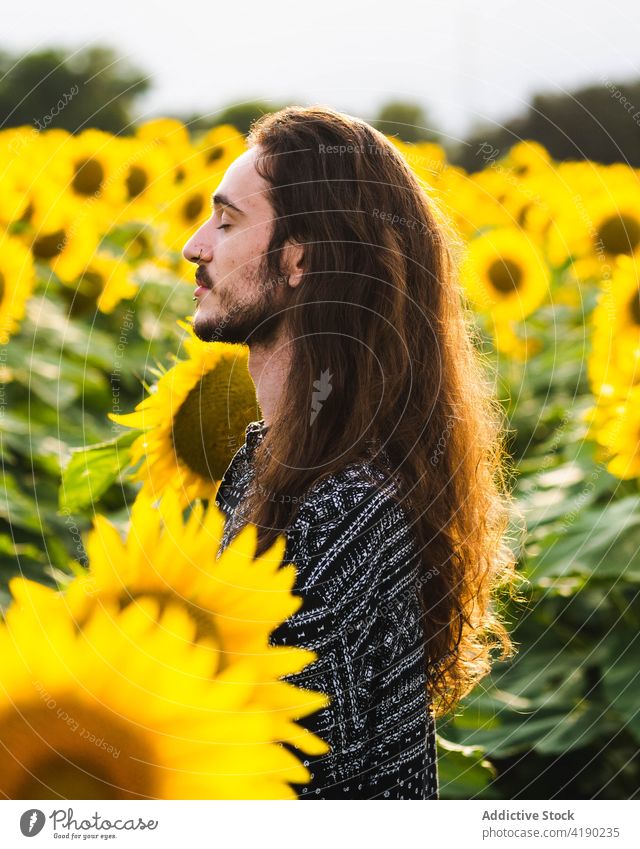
[182,106,515,799]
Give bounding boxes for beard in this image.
[192,259,291,347]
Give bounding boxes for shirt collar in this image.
[244,418,388,468]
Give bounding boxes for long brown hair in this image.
[241,105,522,717]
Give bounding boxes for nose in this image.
[182,229,213,264]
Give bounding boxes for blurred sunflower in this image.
[195,124,247,176]
[0,136,33,225]
[389,137,447,188]
[1,492,329,799]
[590,184,640,259]
[110,321,258,504]
[64,129,127,217]
[116,138,176,226]
[12,176,65,231]
[460,227,550,323]
[516,181,556,247]
[63,253,138,317]
[107,221,163,268]
[491,319,542,361]
[503,140,552,177]
[159,175,211,260]
[0,236,36,344]
[570,178,640,281]
[435,164,479,239]
[135,118,194,185]
[63,489,318,684]
[588,255,640,394]
[583,384,640,480]
[28,204,99,283]
[541,161,603,269]
[17,130,116,235]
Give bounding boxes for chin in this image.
[192,312,241,346]
[192,311,220,342]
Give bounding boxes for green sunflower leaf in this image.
[436,735,499,799]
[59,429,140,512]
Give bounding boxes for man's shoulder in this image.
[299,457,397,507]
[282,457,420,614]
[288,457,411,547]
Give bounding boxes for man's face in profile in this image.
[182,146,290,347]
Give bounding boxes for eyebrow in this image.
[211,192,246,216]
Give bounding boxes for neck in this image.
[247,340,290,428]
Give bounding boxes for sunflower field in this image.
[1,119,639,799]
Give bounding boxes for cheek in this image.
[227,233,269,277]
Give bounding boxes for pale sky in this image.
[4,0,640,140]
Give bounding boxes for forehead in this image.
[215,146,272,218]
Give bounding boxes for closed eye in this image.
[217,224,231,230]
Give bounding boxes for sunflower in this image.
[584,384,640,480]
[159,175,212,259]
[62,252,138,317]
[565,174,640,279]
[28,201,99,283]
[568,185,640,283]
[1,492,329,799]
[110,321,258,504]
[62,489,318,682]
[62,129,127,220]
[466,169,517,232]
[503,140,552,177]
[135,118,194,185]
[435,164,481,240]
[15,130,114,234]
[389,137,447,188]
[540,161,603,268]
[460,227,550,323]
[0,236,36,344]
[491,318,542,361]
[590,183,640,259]
[11,176,65,231]
[103,220,165,269]
[115,138,176,226]
[195,124,247,177]
[0,134,33,225]
[588,255,640,394]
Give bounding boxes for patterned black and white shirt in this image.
[215,419,439,800]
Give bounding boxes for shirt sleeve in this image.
[267,472,434,800]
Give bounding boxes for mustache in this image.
[195,266,213,288]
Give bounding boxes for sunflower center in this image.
[2,700,157,799]
[18,201,34,224]
[0,271,5,304]
[487,257,523,293]
[171,366,255,482]
[126,166,148,200]
[628,287,640,326]
[32,229,66,260]
[79,271,105,297]
[63,271,105,317]
[72,158,105,196]
[125,228,152,262]
[206,145,224,164]
[516,203,533,228]
[184,194,204,222]
[598,214,640,256]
